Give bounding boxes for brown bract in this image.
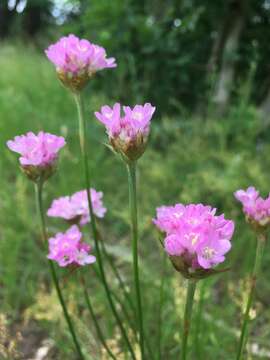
[110,133,148,162]
[245,215,270,234]
[170,255,230,280]
[21,163,57,183]
[57,70,95,92]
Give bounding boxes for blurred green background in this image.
[1,0,270,359]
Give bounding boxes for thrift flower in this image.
[7,131,65,182]
[45,34,116,91]
[95,102,155,161]
[234,186,270,228]
[47,188,106,225]
[153,203,234,278]
[48,225,96,267]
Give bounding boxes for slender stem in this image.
[94,248,155,360]
[181,279,197,360]
[157,252,166,360]
[73,92,136,360]
[35,181,84,360]
[236,232,266,360]
[92,264,137,338]
[80,274,117,360]
[194,280,207,360]
[99,237,137,317]
[127,161,145,360]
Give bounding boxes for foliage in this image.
[3,1,270,114]
[1,44,270,358]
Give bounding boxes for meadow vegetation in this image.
[1,43,270,359]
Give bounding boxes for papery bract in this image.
[234,186,270,227]
[7,131,65,182]
[47,188,106,225]
[47,225,96,267]
[45,34,116,91]
[153,203,234,277]
[95,102,155,161]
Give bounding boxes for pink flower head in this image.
[95,103,155,161]
[47,188,106,226]
[48,225,96,267]
[7,131,65,182]
[234,186,270,227]
[153,203,234,276]
[45,34,116,91]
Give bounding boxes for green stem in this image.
[181,279,197,360]
[99,238,137,316]
[127,161,145,360]
[80,274,117,360]
[92,264,137,338]
[157,252,166,360]
[93,254,155,359]
[194,280,207,360]
[236,232,266,360]
[35,181,84,360]
[73,92,136,360]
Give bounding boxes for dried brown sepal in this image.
[110,133,148,162]
[245,215,269,236]
[57,70,95,92]
[21,162,57,183]
[169,255,230,280]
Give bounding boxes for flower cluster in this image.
[234,186,270,228]
[45,34,116,91]
[95,103,155,161]
[153,203,234,277]
[48,225,96,267]
[47,188,106,225]
[7,131,65,182]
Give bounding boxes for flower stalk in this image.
[194,280,207,359]
[127,161,145,360]
[181,279,197,360]
[35,180,85,360]
[157,252,166,360]
[80,274,117,360]
[99,239,137,324]
[73,92,136,360]
[236,232,266,360]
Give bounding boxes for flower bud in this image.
[45,34,116,92]
[234,186,270,231]
[48,225,96,267]
[153,203,234,280]
[7,131,66,183]
[47,188,106,226]
[95,102,155,162]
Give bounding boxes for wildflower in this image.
[7,131,65,182]
[95,103,155,161]
[153,203,234,278]
[47,225,96,267]
[47,188,106,225]
[45,34,116,91]
[234,186,270,229]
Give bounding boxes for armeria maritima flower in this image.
[47,188,106,225]
[47,225,96,267]
[7,131,65,182]
[234,186,270,228]
[95,102,155,161]
[45,34,116,91]
[153,203,234,278]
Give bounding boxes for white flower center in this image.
[184,232,199,246]
[202,247,215,260]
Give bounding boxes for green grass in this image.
[1,43,270,359]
